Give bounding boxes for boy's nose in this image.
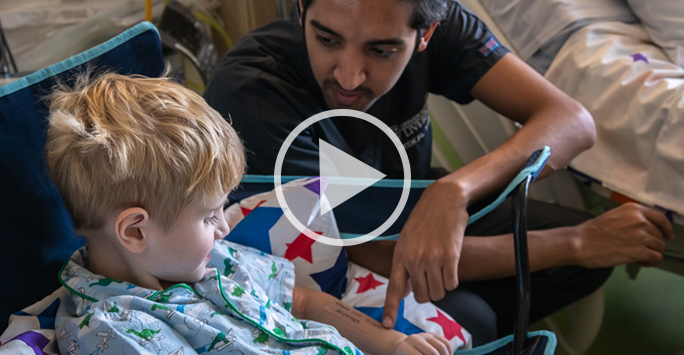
[216,210,230,239]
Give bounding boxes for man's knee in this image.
[432,288,498,346]
[526,265,613,325]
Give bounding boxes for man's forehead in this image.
[307,0,416,40]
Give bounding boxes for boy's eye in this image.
[205,215,219,226]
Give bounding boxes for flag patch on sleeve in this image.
[478,37,500,57]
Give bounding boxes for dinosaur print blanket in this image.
[0,240,361,355]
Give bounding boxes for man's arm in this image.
[348,202,673,282]
[382,53,593,326]
[386,54,595,285]
[460,203,673,280]
[291,286,451,355]
[381,54,673,328]
[445,53,596,208]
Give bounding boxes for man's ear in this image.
[416,21,439,52]
[114,207,151,254]
[298,0,305,26]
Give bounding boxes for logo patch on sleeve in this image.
[478,38,500,57]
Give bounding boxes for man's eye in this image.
[370,47,394,58]
[317,35,337,46]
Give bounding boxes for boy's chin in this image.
[164,269,209,286]
[195,267,212,282]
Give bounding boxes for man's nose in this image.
[334,49,367,91]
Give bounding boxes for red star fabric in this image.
[427,309,465,343]
[283,231,321,263]
[354,273,385,294]
[241,200,266,216]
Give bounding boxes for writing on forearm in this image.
[324,301,384,331]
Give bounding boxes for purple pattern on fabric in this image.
[10,331,49,354]
[655,205,675,223]
[304,177,326,196]
[631,53,649,63]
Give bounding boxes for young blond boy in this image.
[45,72,451,355]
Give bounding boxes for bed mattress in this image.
[545,21,684,216]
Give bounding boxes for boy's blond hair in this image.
[45,72,245,233]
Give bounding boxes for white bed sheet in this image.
[545,21,684,215]
[478,0,635,61]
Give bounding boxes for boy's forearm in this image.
[293,286,405,355]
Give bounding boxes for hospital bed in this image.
[428,0,684,277]
[427,1,684,353]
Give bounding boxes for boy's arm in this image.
[56,310,191,355]
[291,286,452,355]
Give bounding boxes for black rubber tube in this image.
[512,175,533,355]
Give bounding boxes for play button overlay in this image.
[274,109,411,247]
[318,139,386,215]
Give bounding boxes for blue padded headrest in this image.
[0,22,165,332]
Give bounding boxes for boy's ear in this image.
[114,207,151,254]
[416,22,439,53]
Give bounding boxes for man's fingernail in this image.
[383,316,392,328]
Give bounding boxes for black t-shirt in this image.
[204,2,509,179]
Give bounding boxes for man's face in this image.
[302,0,420,112]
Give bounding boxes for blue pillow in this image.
[0,22,165,333]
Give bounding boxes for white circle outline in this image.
[274,109,411,247]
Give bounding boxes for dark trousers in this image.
[431,199,613,346]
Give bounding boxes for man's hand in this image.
[573,203,674,268]
[382,180,469,329]
[393,333,452,355]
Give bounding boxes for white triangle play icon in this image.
[319,139,386,215]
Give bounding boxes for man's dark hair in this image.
[300,0,454,30]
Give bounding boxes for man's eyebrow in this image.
[310,20,406,47]
[310,20,342,38]
[367,38,406,47]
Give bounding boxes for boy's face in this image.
[143,195,230,285]
[302,0,421,112]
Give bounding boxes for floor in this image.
[429,118,684,354]
[584,265,684,355]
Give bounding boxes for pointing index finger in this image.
[383,264,408,329]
